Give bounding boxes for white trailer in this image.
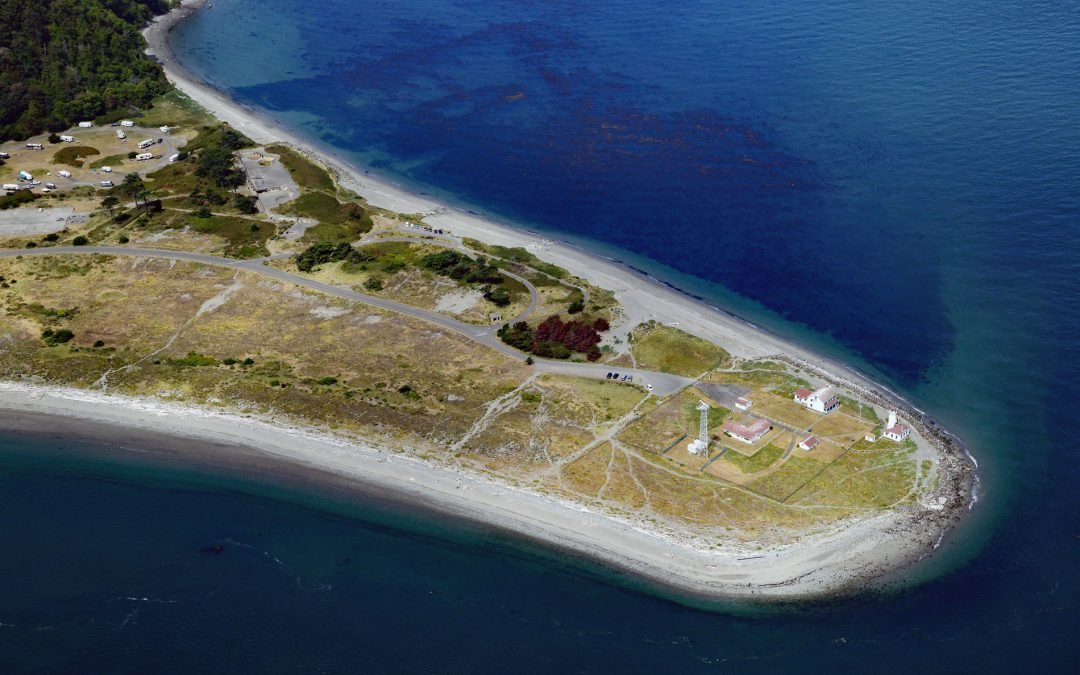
[135,152,154,161]
[169,153,180,162]
[101,166,112,173]
[58,170,72,178]
[137,139,155,149]
[120,120,135,127]
[2,184,19,191]
[159,125,170,133]
[116,129,126,140]
[26,143,43,150]
[59,135,75,143]
[78,121,93,128]
[100,180,114,188]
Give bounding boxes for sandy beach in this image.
[0,381,954,601]
[0,0,976,601]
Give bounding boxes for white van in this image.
[101,166,113,173]
[100,180,114,188]
[57,170,72,178]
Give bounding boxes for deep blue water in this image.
[1,0,1078,670]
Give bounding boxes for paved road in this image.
[0,246,693,396]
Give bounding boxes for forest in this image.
[0,0,171,140]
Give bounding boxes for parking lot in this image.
[0,207,76,235]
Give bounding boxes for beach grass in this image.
[629,322,731,377]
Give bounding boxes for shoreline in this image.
[0,381,955,603]
[0,0,975,601]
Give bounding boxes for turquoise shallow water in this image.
[1,0,1077,670]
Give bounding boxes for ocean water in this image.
[1,0,1077,670]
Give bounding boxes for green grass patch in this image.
[137,90,213,129]
[266,144,335,192]
[723,442,785,474]
[52,146,100,167]
[747,455,827,501]
[186,213,272,258]
[630,322,730,377]
[89,153,129,169]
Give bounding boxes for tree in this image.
[363,276,384,291]
[101,195,119,215]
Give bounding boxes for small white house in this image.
[864,432,878,443]
[59,135,75,143]
[798,435,819,451]
[734,397,752,411]
[135,152,154,161]
[78,121,93,128]
[883,411,911,442]
[120,120,135,127]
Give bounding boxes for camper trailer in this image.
[59,135,75,143]
[18,171,32,181]
[116,129,126,140]
[26,143,43,150]
[137,139,155,150]
[159,126,170,133]
[78,121,93,128]
[120,120,135,127]
[135,152,153,161]
[2,184,20,192]
[169,153,180,163]
[100,180,114,188]
[101,166,113,173]
[57,170,72,178]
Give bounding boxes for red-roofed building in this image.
[723,418,771,444]
[883,411,911,442]
[798,435,819,451]
[735,396,752,410]
[794,388,812,404]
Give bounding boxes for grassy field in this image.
[629,322,731,377]
[52,146,100,167]
[266,144,335,192]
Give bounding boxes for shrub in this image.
[296,241,353,272]
[194,205,212,218]
[592,317,610,332]
[363,276,384,291]
[72,235,88,246]
[118,235,129,244]
[93,340,105,348]
[42,328,74,345]
[317,376,338,386]
[567,299,585,314]
[43,233,60,242]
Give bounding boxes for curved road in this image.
[0,246,693,395]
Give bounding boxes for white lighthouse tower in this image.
[688,400,710,456]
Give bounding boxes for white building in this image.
[883,411,910,442]
[796,386,839,414]
[798,435,819,451]
[734,396,752,411]
[723,418,770,444]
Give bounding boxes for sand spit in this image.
[0,0,983,601]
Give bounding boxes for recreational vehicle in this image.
[137,139,155,150]
[120,120,135,127]
[59,135,75,143]
[135,152,153,161]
